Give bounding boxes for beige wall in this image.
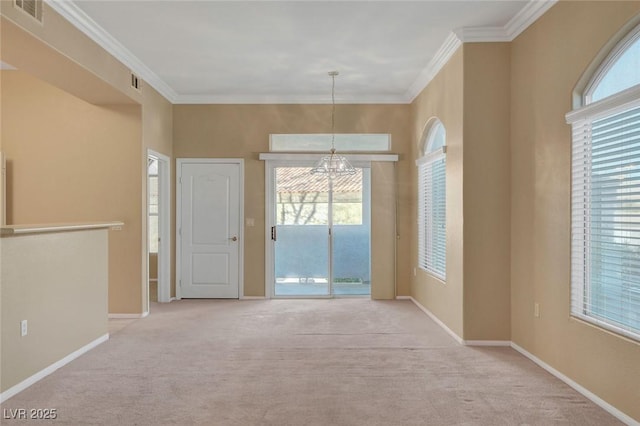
[410,44,511,342]
[410,13,640,420]
[173,104,412,297]
[2,0,639,419]
[510,1,640,420]
[1,6,174,313]
[370,162,397,300]
[141,85,174,309]
[1,229,109,392]
[0,3,140,104]
[1,70,143,314]
[410,48,465,338]
[410,2,640,418]
[462,43,511,341]
[149,253,158,280]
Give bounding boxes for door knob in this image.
[230,236,238,241]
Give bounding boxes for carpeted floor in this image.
[1,299,622,425]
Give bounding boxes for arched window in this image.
[567,23,640,341]
[417,119,447,280]
[585,25,640,104]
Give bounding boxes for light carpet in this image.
[1,299,622,425]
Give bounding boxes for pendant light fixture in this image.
[310,71,357,179]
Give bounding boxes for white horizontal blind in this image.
[571,104,640,340]
[418,149,446,280]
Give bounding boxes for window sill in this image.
[570,314,640,344]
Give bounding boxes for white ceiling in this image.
[49,1,555,104]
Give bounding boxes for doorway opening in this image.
[147,150,171,306]
[266,161,371,298]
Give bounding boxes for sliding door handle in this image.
[271,226,277,241]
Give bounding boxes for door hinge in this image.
[179,280,182,287]
[179,177,182,184]
[271,226,277,241]
[179,227,182,236]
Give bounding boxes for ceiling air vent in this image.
[14,0,43,23]
[131,73,142,92]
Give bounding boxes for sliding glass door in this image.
[273,166,330,296]
[331,168,370,296]
[270,163,370,297]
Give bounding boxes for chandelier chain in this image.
[331,73,336,150]
[310,70,357,178]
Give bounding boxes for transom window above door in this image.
[270,134,391,152]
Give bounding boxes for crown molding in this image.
[458,1,559,43]
[44,0,178,103]
[174,93,408,105]
[406,0,556,102]
[404,32,462,103]
[454,27,510,43]
[504,0,558,40]
[45,0,556,105]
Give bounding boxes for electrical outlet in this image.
[534,303,540,318]
[413,267,417,277]
[20,320,28,337]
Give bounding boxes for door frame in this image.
[264,157,372,299]
[147,149,171,305]
[176,158,244,300]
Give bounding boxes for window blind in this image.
[571,103,640,340]
[418,148,446,280]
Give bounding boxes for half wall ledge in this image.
[1,221,124,236]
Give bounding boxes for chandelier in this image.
[310,71,357,179]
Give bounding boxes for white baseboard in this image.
[405,296,465,345]
[464,340,511,347]
[406,296,638,424]
[511,343,638,426]
[108,313,147,319]
[404,296,514,347]
[240,296,266,300]
[0,334,109,403]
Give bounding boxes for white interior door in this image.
[178,160,241,298]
